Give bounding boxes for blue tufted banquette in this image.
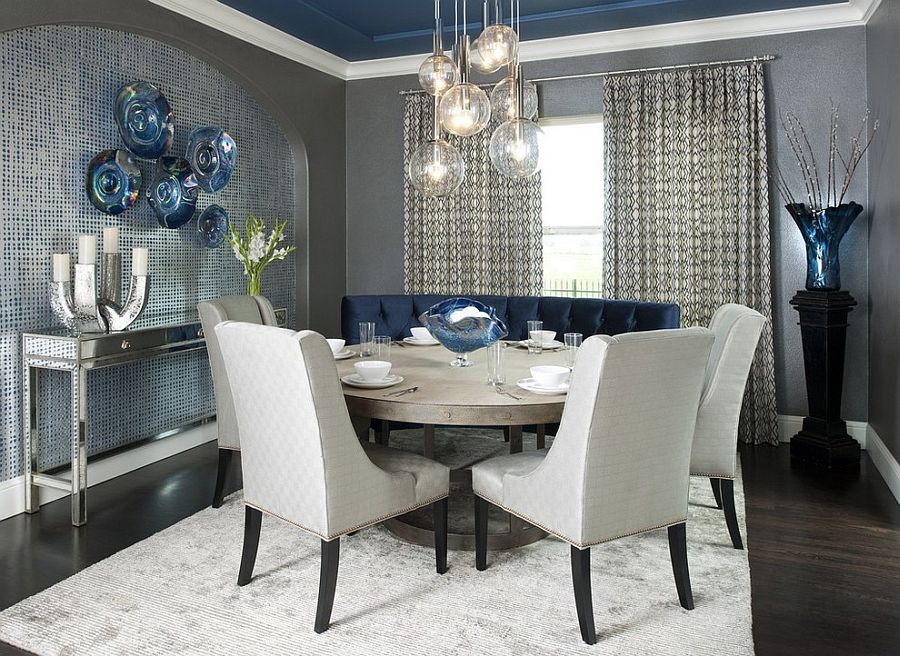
[341,295,680,344]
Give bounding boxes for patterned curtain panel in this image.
[603,63,778,445]
[402,93,542,295]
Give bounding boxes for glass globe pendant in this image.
[489,67,544,178]
[418,0,458,96]
[409,97,465,197]
[439,35,491,137]
[491,75,537,120]
[471,25,518,74]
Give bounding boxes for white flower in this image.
[248,233,266,263]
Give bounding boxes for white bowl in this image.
[530,365,570,388]
[529,329,557,345]
[410,327,432,341]
[354,360,392,382]
[326,338,346,355]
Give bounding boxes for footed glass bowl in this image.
[419,297,508,367]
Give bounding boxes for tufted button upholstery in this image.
[341,295,680,344]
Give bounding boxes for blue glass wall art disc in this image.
[197,204,229,248]
[419,297,508,367]
[85,149,142,215]
[147,157,199,229]
[114,80,174,159]
[186,126,237,192]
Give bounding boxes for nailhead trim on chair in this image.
[691,472,736,479]
[473,491,688,550]
[245,493,450,542]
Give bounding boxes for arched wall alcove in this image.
[0,3,348,484]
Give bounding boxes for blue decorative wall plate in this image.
[114,80,174,159]
[197,204,229,248]
[186,126,237,192]
[85,149,142,215]
[147,156,200,228]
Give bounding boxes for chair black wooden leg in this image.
[433,498,448,574]
[570,545,596,645]
[667,522,694,610]
[314,538,341,633]
[475,495,489,571]
[720,478,744,550]
[237,506,262,586]
[710,477,723,509]
[212,448,233,508]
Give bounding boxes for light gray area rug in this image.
[0,429,753,655]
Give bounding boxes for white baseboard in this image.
[777,414,868,448]
[0,422,217,523]
[866,425,900,506]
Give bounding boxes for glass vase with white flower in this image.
[226,214,296,296]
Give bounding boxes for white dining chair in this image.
[472,328,714,644]
[215,322,450,634]
[198,295,279,508]
[691,304,766,550]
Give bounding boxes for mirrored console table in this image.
[22,308,287,526]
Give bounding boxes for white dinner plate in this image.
[341,373,405,389]
[333,349,355,360]
[514,339,565,351]
[403,337,440,346]
[516,377,570,395]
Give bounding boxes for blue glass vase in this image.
[419,297,508,367]
[786,202,862,292]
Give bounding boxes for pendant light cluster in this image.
[408,0,544,197]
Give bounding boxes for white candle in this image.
[78,235,97,265]
[103,227,119,254]
[52,253,70,282]
[132,247,149,276]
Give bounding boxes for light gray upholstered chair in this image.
[215,322,450,634]
[472,328,714,645]
[691,304,765,550]
[198,295,279,508]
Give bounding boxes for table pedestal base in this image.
[382,424,548,552]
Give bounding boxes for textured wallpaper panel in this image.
[0,25,296,481]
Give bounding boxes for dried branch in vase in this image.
[772,105,878,211]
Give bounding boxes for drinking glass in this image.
[486,341,505,385]
[564,332,583,368]
[374,335,392,360]
[527,320,543,355]
[359,322,375,357]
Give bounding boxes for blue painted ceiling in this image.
[218,0,844,61]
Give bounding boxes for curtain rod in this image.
[398,55,776,95]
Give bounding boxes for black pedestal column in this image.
[789,290,860,467]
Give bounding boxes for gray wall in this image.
[346,27,870,421]
[1,0,347,336]
[867,0,900,460]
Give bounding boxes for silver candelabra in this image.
[50,245,149,333]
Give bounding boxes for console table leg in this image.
[23,364,40,514]
[71,366,88,526]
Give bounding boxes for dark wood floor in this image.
[0,441,898,655]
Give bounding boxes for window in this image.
[539,116,604,298]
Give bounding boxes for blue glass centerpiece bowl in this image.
[197,204,229,248]
[419,297,508,367]
[85,149,141,215]
[786,202,863,291]
[186,126,237,192]
[114,80,174,159]
[147,157,199,229]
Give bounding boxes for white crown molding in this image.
[147,0,349,79]
[150,0,880,81]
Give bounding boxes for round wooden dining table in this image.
[337,341,567,551]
